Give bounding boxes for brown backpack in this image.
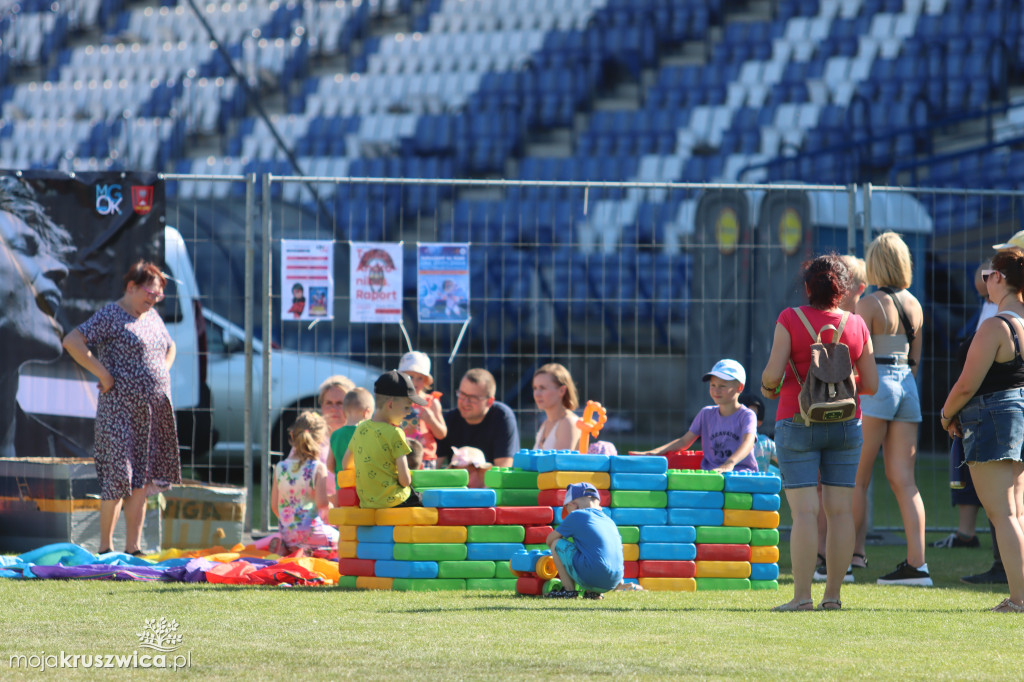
[787,308,857,426]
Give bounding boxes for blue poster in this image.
[417,243,470,323]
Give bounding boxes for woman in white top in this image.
[532,363,581,451]
[852,232,930,586]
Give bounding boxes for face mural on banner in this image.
[0,171,164,458]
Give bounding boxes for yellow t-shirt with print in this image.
[350,419,412,509]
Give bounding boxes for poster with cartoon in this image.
[417,243,470,323]
[281,239,334,321]
[350,242,403,323]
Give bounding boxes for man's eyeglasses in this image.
[982,269,1005,283]
[141,285,165,302]
[456,390,489,403]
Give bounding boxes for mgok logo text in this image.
[96,184,123,216]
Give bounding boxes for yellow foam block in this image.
[695,561,751,579]
[393,525,467,543]
[356,576,393,590]
[536,471,611,490]
[329,507,377,526]
[639,577,696,592]
[750,545,780,563]
[723,509,780,529]
[337,525,358,543]
[338,541,358,559]
[375,507,439,526]
[622,543,640,562]
[336,469,356,488]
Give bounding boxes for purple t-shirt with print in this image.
[688,405,758,472]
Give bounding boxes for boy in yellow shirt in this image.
[342,370,427,508]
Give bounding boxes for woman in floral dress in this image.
[63,260,180,555]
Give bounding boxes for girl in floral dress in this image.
[270,411,337,553]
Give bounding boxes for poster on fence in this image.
[281,239,334,322]
[350,242,403,323]
[417,243,470,323]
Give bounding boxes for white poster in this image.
[417,243,470,323]
[350,242,404,323]
[281,239,334,322]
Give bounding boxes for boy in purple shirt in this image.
[634,359,758,472]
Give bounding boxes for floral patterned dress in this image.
[275,456,338,550]
[78,303,180,500]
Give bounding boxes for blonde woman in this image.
[533,363,581,451]
[852,232,929,585]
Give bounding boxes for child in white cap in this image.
[633,358,758,472]
[397,351,448,469]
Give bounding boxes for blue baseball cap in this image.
[702,359,746,385]
[564,482,600,506]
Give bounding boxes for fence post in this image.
[862,182,873,255]
[243,172,256,533]
[847,183,857,255]
[260,173,273,532]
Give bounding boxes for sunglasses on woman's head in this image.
[982,269,1005,283]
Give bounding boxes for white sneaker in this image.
[813,564,854,583]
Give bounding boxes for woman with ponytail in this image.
[940,247,1024,612]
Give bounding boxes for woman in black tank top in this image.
[940,248,1024,612]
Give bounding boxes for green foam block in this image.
[466,578,518,591]
[750,580,779,590]
[611,490,667,508]
[495,561,515,579]
[438,561,496,579]
[667,471,724,491]
[411,469,469,488]
[393,543,468,562]
[494,489,540,506]
[617,526,640,544]
[695,526,752,544]
[467,525,526,543]
[696,578,751,590]
[750,529,780,546]
[484,468,540,489]
[337,576,358,589]
[525,544,548,551]
[723,492,753,510]
[392,578,467,591]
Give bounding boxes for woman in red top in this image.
[761,254,877,611]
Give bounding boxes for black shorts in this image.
[394,489,423,508]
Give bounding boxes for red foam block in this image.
[437,507,496,526]
[523,525,553,544]
[623,561,639,579]
[336,488,360,507]
[516,576,547,595]
[494,506,554,525]
[338,558,376,576]
[537,488,611,507]
[638,560,696,578]
[695,544,751,562]
[665,450,704,470]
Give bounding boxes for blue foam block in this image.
[357,526,395,543]
[667,508,725,526]
[510,548,552,573]
[551,507,562,526]
[536,452,611,472]
[610,508,668,526]
[355,542,394,561]
[609,455,668,474]
[374,560,439,579]
[422,488,497,508]
[466,542,525,561]
[723,471,782,493]
[750,563,779,581]
[667,490,725,509]
[513,450,540,471]
[640,525,697,543]
[751,493,781,511]
[610,473,668,490]
[638,542,697,561]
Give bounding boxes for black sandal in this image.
[851,553,868,569]
[129,550,146,557]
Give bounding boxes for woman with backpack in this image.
[760,254,878,611]
[852,232,930,586]
[940,247,1024,613]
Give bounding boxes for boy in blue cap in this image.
[545,482,625,599]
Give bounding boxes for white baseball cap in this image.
[993,230,1024,250]
[702,359,746,385]
[398,351,432,382]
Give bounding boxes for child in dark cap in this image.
[545,482,625,599]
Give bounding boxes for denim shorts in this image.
[859,363,922,423]
[959,388,1024,465]
[774,417,863,489]
[553,538,586,589]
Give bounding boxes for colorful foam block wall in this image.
[329,449,781,592]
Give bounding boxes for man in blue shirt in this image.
[545,482,625,599]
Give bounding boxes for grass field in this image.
[1,537,1018,680]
